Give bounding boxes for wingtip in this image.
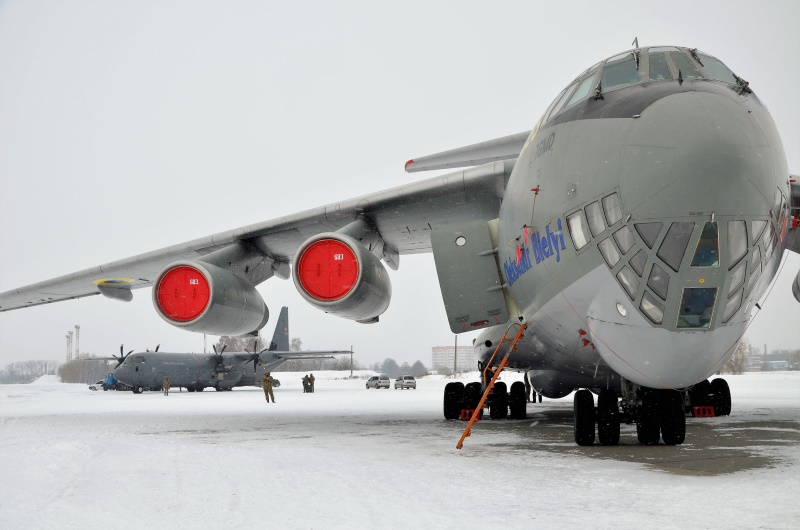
[404,159,414,171]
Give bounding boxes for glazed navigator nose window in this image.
[691,222,719,267]
[677,288,717,329]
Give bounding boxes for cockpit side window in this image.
[677,288,716,329]
[563,74,596,110]
[648,53,672,81]
[545,82,578,123]
[669,52,703,79]
[697,53,736,84]
[600,56,640,92]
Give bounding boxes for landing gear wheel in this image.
[689,379,713,410]
[659,390,686,445]
[597,390,620,446]
[187,387,196,392]
[637,388,661,445]
[443,382,465,420]
[537,393,542,403]
[133,386,144,394]
[711,378,731,416]
[196,387,204,392]
[463,382,482,412]
[573,389,595,446]
[489,382,508,420]
[509,381,526,419]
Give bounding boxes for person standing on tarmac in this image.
[309,373,315,393]
[163,376,170,396]
[261,372,275,403]
[302,374,310,393]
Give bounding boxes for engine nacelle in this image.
[152,261,269,336]
[793,269,800,304]
[293,233,391,322]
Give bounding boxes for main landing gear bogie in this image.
[442,380,528,421]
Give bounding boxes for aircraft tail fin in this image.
[404,130,530,173]
[269,306,290,352]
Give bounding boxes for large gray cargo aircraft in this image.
[1,45,798,446]
[110,306,348,393]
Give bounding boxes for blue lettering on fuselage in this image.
[504,218,567,286]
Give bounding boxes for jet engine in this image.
[293,233,391,322]
[528,370,577,399]
[152,261,269,336]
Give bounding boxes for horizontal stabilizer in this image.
[405,130,531,173]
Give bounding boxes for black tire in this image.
[597,390,620,446]
[463,382,482,411]
[489,382,508,420]
[711,378,731,416]
[134,386,144,394]
[443,382,465,420]
[196,387,204,392]
[636,388,660,445]
[689,379,713,407]
[573,389,595,446]
[660,390,686,445]
[509,381,527,419]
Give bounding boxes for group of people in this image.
[302,373,315,393]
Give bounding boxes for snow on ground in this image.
[1,372,798,529]
[29,374,61,385]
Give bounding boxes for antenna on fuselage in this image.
[632,37,639,48]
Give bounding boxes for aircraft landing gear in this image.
[688,378,731,416]
[597,389,620,446]
[443,382,465,419]
[573,389,596,446]
[635,388,685,445]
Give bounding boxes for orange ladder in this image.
[456,322,527,450]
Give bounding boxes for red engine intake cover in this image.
[156,265,211,321]
[297,239,359,301]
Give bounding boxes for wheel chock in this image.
[692,406,715,417]
[460,409,482,421]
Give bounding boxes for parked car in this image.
[394,375,417,389]
[366,375,390,389]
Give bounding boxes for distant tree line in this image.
[368,358,428,378]
[0,360,60,384]
[58,359,114,384]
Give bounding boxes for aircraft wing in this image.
[0,160,513,312]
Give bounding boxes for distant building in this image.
[431,345,477,373]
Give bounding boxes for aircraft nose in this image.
[621,90,783,218]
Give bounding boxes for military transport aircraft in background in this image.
[1,45,798,446]
[104,307,349,393]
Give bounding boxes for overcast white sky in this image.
[1,0,798,367]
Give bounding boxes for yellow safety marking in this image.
[93,278,135,286]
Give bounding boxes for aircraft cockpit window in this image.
[616,266,640,299]
[600,56,640,92]
[640,291,665,324]
[563,75,596,110]
[648,53,672,81]
[585,201,606,236]
[601,193,622,225]
[690,222,719,267]
[566,211,591,250]
[750,220,767,244]
[613,226,635,254]
[598,238,620,267]
[634,222,662,248]
[545,82,578,123]
[726,221,747,270]
[669,52,703,80]
[647,263,670,300]
[697,53,736,84]
[541,87,568,124]
[746,262,762,296]
[722,288,743,323]
[657,222,694,272]
[764,224,776,264]
[677,288,716,329]
[728,262,746,296]
[629,249,647,277]
[750,247,761,273]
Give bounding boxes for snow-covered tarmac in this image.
[1,372,798,529]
